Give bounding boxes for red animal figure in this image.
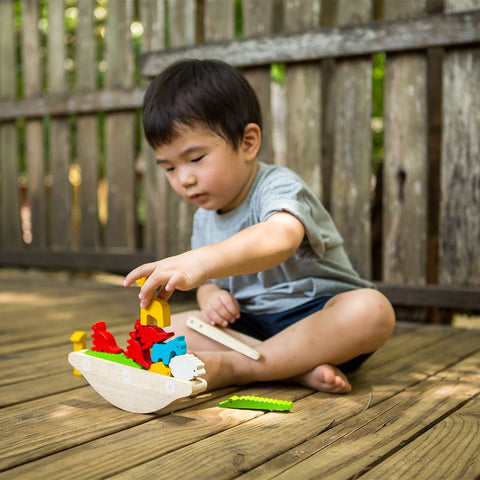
[124,330,153,369]
[133,319,174,348]
[91,321,123,354]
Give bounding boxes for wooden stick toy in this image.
[187,315,261,360]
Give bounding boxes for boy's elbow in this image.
[266,212,305,260]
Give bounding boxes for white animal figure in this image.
[170,354,206,381]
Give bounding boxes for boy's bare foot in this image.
[294,364,351,394]
[195,350,351,394]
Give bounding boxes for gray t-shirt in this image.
[191,161,372,314]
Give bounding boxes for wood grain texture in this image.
[284,0,322,201]
[242,0,275,165]
[22,0,47,248]
[439,0,480,286]
[141,10,480,75]
[330,0,372,279]
[382,1,428,285]
[104,2,136,249]
[0,273,479,478]
[0,0,22,246]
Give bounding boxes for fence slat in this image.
[283,0,322,199]
[0,0,22,246]
[242,0,275,164]
[22,0,47,248]
[76,0,100,249]
[162,0,198,257]
[48,0,71,249]
[104,1,136,249]
[439,0,480,286]
[382,0,429,285]
[330,0,372,279]
[140,0,168,259]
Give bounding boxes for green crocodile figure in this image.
[218,395,293,411]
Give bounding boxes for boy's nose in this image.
[180,171,196,188]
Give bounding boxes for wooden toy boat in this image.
[69,350,207,414]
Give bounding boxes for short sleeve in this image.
[253,167,344,258]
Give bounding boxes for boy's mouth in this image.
[189,193,207,203]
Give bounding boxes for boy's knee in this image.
[360,289,395,339]
[335,289,394,340]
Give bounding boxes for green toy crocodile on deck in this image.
[218,395,293,411]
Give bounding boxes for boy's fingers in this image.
[123,263,155,287]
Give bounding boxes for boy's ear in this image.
[241,123,262,161]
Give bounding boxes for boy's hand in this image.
[123,251,208,308]
[198,285,240,327]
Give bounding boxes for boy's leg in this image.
[169,289,395,393]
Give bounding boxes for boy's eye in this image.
[191,155,205,163]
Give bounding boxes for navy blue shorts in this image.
[231,295,372,373]
[232,295,334,340]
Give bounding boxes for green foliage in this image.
[271,63,286,85]
[371,53,385,172]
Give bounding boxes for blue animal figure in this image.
[151,336,187,366]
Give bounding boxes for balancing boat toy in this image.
[69,349,207,414]
[68,277,207,414]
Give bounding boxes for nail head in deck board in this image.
[141,11,480,75]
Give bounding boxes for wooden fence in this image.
[0,0,479,317]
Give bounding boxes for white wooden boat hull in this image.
[69,350,207,414]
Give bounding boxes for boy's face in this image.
[154,125,258,213]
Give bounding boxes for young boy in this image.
[124,59,395,393]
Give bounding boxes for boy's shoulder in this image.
[255,162,304,190]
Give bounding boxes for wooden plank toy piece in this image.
[187,316,261,360]
[68,350,207,413]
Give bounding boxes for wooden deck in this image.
[1,270,479,479]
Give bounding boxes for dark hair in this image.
[142,59,262,150]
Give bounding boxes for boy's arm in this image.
[124,211,305,307]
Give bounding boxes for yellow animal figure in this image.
[136,277,171,327]
[149,362,172,376]
[70,331,87,376]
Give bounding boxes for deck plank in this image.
[0,386,304,480]
[105,333,480,480]
[238,353,480,479]
[0,272,479,479]
[362,394,480,480]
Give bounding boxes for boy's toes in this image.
[308,364,352,394]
